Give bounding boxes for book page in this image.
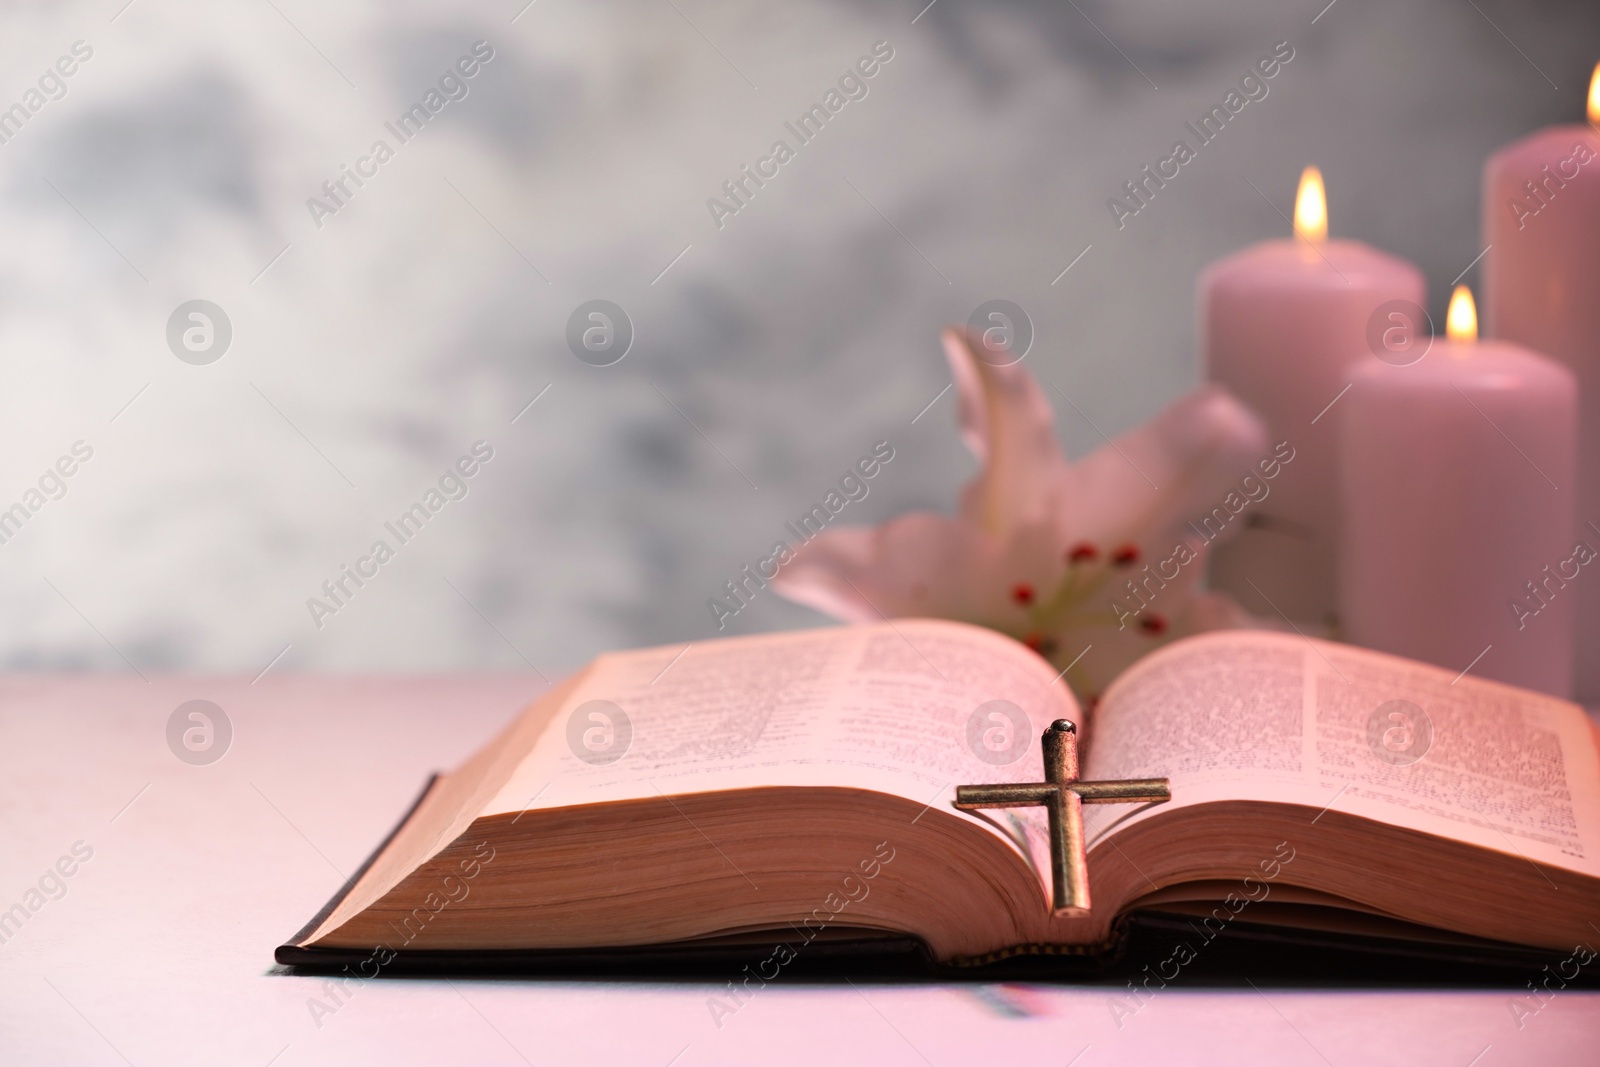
[1082,630,1600,877]
[482,619,1076,827]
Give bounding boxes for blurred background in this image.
[0,0,1596,674]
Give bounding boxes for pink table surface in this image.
[1,674,1596,1066]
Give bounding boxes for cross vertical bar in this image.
[1048,790,1091,915]
[1042,717,1078,783]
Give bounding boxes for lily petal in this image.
[1060,384,1268,550]
[944,328,1071,539]
[772,512,991,624]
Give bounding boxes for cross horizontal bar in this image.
[1071,779,1171,802]
[953,783,1059,808]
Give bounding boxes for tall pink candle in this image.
[1340,288,1577,697]
[1482,65,1600,698]
[1202,168,1425,625]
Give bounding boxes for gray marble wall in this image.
[0,0,1594,673]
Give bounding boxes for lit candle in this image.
[1482,62,1600,697]
[1339,287,1577,696]
[1202,167,1426,626]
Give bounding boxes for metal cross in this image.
[954,719,1171,916]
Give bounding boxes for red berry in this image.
[1012,582,1035,606]
[1111,543,1140,567]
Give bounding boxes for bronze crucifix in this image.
[954,719,1171,916]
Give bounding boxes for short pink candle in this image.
[1340,288,1577,697]
[1482,64,1600,697]
[1202,168,1425,625]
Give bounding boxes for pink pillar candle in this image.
[1482,67,1600,697]
[1339,289,1577,697]
[1202,168,1425,625]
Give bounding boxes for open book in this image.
[277,620,1600,976]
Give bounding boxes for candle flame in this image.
[1294,166,1327,244]
[1447,285,1478,343]
[1589,61,1600,124]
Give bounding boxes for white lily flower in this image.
[773,328,1270,706]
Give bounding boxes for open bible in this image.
[276,620,1600,978]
